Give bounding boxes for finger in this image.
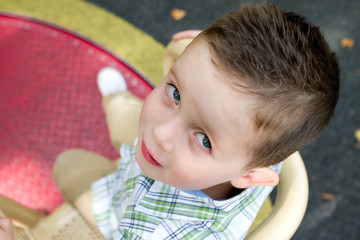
[0,217,13,230]
[172,30,202,40]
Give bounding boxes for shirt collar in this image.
[134,177,259,221]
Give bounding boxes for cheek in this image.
[168,161,214,189]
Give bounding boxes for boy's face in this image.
[135,39,257,191]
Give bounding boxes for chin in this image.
[134,151,157,180]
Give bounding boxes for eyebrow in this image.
[169,66,186,101]
[199,110,219,151]
[169,67,180,86]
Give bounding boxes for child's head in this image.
[199,3,340,169]
[135,3,339,197]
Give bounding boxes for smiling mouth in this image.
[141,140,162,167]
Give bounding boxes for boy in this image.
[88,3,338,239]
[1,2,339,240]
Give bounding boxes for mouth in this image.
[141,140,162,167]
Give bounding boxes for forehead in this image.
[173,39,256,158]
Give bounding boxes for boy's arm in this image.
[172,30,201,40]
[163,30,201,76]
[0,216,14,240]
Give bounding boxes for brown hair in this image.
[200,3,340,168]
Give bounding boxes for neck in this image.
[202,182,241,200]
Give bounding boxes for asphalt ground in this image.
[83,0,360,239]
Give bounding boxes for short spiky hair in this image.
[200,3,339,168]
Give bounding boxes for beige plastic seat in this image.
[245,151,308,239]
[0,39,308,240]
[0,198,104,240]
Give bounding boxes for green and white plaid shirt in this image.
[92,140,281,239]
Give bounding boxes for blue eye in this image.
[196,133,211,150]
[168,85,180,103]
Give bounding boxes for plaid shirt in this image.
[92,140,281,240]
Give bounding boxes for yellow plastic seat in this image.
[0,198,104,240]
[245,151,308,239]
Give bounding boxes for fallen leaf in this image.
[311,175,318,181]
[341,38,354,49]
[321,193,335,201]
[170,8,186,21]
[355,129,360,142]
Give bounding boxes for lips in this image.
[141,140,162,167]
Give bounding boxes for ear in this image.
[230,167,279,189]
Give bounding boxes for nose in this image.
[152,116,180,153]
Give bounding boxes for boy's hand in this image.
[172,30,202,40]
[0,217,14,240]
